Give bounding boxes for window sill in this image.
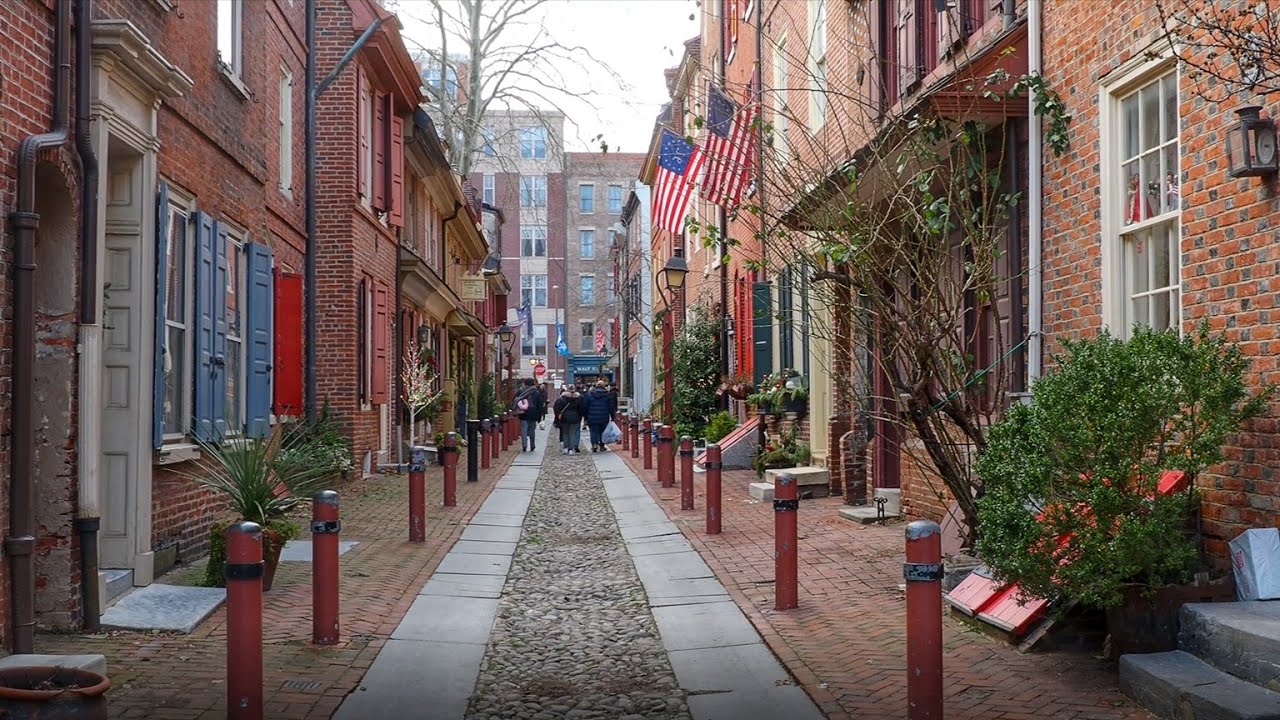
[219,64,251,101]
[156,442,201,465]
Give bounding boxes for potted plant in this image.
[976,325,1268,655]
[0,665,111,719]
[746,369,807,416]
[752,425,810,476]
[188,419,346,591]
[717,374,754,401]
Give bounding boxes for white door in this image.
[99,153,146,569]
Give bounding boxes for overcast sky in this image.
[394,0,700,155]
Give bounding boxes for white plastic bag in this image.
[1229,528,1280,600]
[602,420,622,444]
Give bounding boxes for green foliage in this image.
[703,412,739,444]
[753,424,810,476]
[477,374,499,420]
[201,517,298,588]
[281,401,354,474]
[672,304,722,436]
[976,325,1269,608]
[746,369,806,414]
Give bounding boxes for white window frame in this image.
[161,186,197,443]
[216,0,246,90]
[520,175,547,208]
[607,184,623,214]
[483,126,497,157]
[1100,54,1181,337]
[579,228,595,259]
[580,274,595,305]
[520,127,548,159]
[521,274,548,307]
[607,271,617,304]
[483,174,495,205]
[580,321,595,353]
[222,224,248,435]
[579,183,595,213]
[520,225,547,257]
[808,0,828,130]
[522,324,548,356]
[278,66,294,195]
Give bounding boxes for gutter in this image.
[1027,0,1043,384]
[73,0,102,633]
[9,0,73,653]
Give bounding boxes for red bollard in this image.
[642,418,653,469]
[312,491,340,645]
[621,416,630,451]
[409,446,427,541]
[225,521,264,719]
[905,520,944,720]
[442,432,458,507]
[631,417,640,459]
[658,424,675,488]
[480,419,492,470]
[679,435,695,510]
[498,413,507,450]
[705,443,722,535]
[774,473,798,610]
[490,418,500,461]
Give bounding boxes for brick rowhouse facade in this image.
[1039,0,1280,566]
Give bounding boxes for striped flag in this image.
[652,128,705,236]
[701,84,758,209]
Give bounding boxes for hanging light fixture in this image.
[1227,105,1279,178]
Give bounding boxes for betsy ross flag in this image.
[652,128,705,236]
[701,84,757,209]
[517,299,532,334]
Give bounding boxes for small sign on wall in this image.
[459,273,486,301]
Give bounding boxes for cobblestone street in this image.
[465,446,689,720]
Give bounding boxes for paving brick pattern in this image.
[36,453,515,720]
[615,452,1154,720]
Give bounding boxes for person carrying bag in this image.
[512,378,545,452]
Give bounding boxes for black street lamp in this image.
[656,248,688,422]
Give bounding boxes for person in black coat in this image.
[552,385,584,454]
[512,378,545,452]
[581,380,617,452]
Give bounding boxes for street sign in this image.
[534,363,546,378]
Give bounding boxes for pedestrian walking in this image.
[513,378,545,452]
[553,385,584,454]
[582,380,617,452]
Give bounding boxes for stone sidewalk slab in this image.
[391,595,501,644]
[461,524,522,542]
[332,639,486,720]
[619,520,681,541]
[687,686,828,720]
[100,584,225,634]
[652,601,761,652]
[436,552,512,576]
[467,512,525,527]
[279,539,359,562]
[451,540,519,556]
[419,573,506,599]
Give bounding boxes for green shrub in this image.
[671,305,722,434]
[975,325,1269,608]
[703,412,739,443]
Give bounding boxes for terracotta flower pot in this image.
[261,525,287,592]
[0,666,110,720]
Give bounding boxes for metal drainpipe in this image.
[1003,0,1016,29]
[1027,0,1043,384]
[10,0,73,654]
[304,0,317,421]
[73,0,102,633]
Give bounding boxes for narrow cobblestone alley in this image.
[465,444,690,720]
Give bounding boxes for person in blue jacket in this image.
[581,379,617,452]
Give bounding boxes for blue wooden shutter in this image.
[193,212,217,441]
[152,183,170,449]
[213,223,230,437]
[244,242,273,437]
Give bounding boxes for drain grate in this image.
[282,679,323,691]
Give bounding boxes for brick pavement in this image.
[36,448,517,720]
[615,451,1154,720]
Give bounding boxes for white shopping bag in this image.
[1229,527,1280,601]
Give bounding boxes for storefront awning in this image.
[447,308,487,338]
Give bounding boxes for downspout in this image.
[304,0,317,421]
[1027,0,1043,384]
[73,0,102,633]
[10,0,73,654]
[1002,0,1015,29]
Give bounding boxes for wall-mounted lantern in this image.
[1227,105,1279,178]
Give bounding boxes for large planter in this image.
[261,526,287,592]
[782,396,808,415]
[0,666,110,720]
[1104,579,1235,657]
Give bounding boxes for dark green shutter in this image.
[751,280,773,385]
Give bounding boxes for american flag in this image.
[652,128,705,236]
[594,328,606,353]
[701,84,757,209]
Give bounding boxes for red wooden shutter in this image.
[495,293,507,321]
[272,270,304,415]
[357,70,369,198]
[373,92,388,211]
[388,114,405,226]
[896,0,920,96]
[371,284,389,403]
[938,1,961,59]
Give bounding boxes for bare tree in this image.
[1156,0,1280,100]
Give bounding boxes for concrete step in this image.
[1180,601,1280,690]
[103,568,133,607]
[1120,650,1280,720]
[749,483,774,501]
[764,466,829,487]
[837,488,901,524]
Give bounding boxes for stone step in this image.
[763,466,829,486]
[1120,650,1280,720]
[102,568,133,607]
[749,483,774,501]
[1180,601,1280,690]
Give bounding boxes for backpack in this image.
[516,396,530,412]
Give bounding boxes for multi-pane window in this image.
[520,175,547,207]
[809,0,828,128]
[607,272,617,304]
[278,67,293,193]
[580,274,595,305]
[519,127,547,159]
[216,0,243,77]
[520,225,547,257]
[522,325,548,356]
[608,184,623,214]
[774,37,789,157]
[483,174,495,205]
[580,321,595,353]
[482,126,496,156]
[1117,71,1180,334]
[162,205,191,436]
[225,233,245,432]
[579,229,595,259]
[580,184,595,213]
[521,274,548,307]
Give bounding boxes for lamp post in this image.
[496,323,515,404]
[657,248,688,423]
